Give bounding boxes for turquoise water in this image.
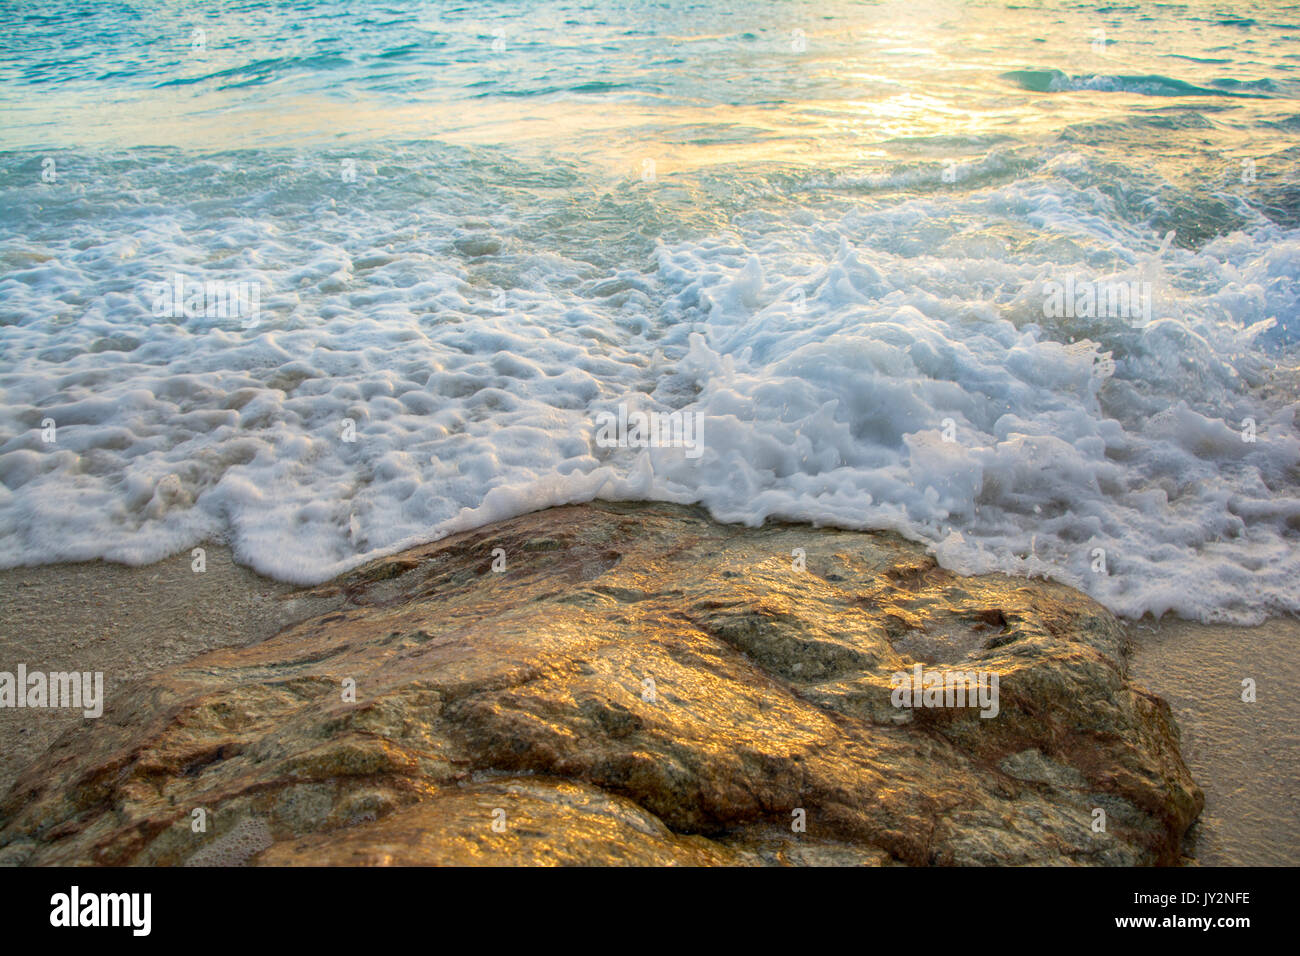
[1,1,1298,622]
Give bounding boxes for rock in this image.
[0,502,1202,866]
[452,235,501,257]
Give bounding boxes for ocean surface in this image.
[1,0,1298,622]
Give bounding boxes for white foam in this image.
[1,150,1297,623]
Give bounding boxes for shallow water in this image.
[1,0,1298,622]
[1127,617,1300,865]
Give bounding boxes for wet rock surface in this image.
[0,502,1202,866]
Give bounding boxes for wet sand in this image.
[1126,616,1299,867]
[0,546,1294,866]
[0,546,344,790]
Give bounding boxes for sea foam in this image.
[1,142,1297,624]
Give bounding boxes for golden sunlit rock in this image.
[0,502,1201,866]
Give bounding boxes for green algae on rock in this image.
[0,503,1202,866]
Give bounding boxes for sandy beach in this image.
[2,0,1297,878]
[1126,616,1300,867]
[0,546,344,790]
[1,532,1294,866]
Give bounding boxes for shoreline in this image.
[0,524,1294,866]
